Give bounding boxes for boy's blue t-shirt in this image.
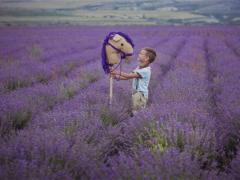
[132,66,151,98]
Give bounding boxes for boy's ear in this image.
[146,56,150,62]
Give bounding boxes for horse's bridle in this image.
[107,42,134,59]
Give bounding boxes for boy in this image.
[110,47,156,116]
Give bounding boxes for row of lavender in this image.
[0,28,101,94]
[0,26,110,136]
[1,26,240,179]
[206,34,240,173]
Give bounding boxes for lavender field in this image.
[0,25,240,179]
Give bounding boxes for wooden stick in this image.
[109,74,113,105]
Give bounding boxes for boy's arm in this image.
[113,75,128,80]
[111,70,141,79]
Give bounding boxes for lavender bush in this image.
[0,26,239,179]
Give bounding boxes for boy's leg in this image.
[131,92,148,116]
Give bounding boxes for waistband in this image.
[132,90,147,98]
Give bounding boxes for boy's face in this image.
[138,49,150,68]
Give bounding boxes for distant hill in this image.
[0,0,239,25]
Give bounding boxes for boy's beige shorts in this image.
[132,91,148,111]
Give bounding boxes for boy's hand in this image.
[109,71,116,78]
[112,74,120,81]
[110,69,119,75]
[110,70,115,75]
[112,75,117,79]
[110,74,118,80]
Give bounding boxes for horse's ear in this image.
[112,34,121,42]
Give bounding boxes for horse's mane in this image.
[101,32,134,74]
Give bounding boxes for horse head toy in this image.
[101,32,134,104]
[102,32,134,74]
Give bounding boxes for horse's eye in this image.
[121,43,124,46]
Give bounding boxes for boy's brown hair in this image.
[143,47,157,63]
